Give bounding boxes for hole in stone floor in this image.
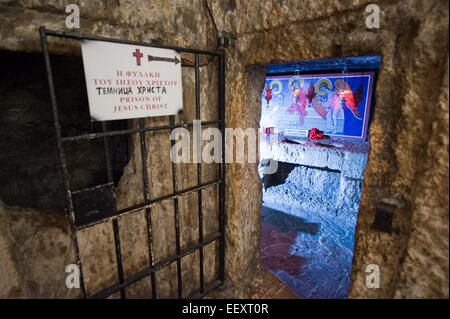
[257,56,379,298]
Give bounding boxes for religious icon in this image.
[261,72,374,140]
[313,79,341,133]
[286,76,308,126]
[267,80,284,110]
[313,78,364,134]
[334,79,364,120]
[260,80,284,129]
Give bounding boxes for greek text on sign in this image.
[81,40,183,121]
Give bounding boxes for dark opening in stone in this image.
[0,50,128,211]
[372,204,395,234]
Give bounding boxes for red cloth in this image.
[308,128,328,140]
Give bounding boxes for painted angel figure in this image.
[317,82,341,133]
[261,81,284,128]
[335,79,363,120]
[314,80,363,134]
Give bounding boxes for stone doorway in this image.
[257,58,377,298]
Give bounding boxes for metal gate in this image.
[39,27,225,299]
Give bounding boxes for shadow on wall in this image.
[261,204,319,235]
[263,162,296,189]
[259,205,319,280]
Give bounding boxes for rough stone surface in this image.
[259,135,369,177]
[260,148,364,298]
[222,0,449,299]
[0,200,78,298]
[392,57,449,298]
[0,0,448,298]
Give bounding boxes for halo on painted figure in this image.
[288,76,303,91]
[269,80,283,95]
[315,78,332,95]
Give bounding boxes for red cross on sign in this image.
[133,49,143,66]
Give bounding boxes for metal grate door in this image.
[39,27,225,299]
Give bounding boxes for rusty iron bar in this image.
[169,115,183,298]
[62,120,220,142]
[138,118,158,299]
[194,53,205,294]
[39,26,87,299]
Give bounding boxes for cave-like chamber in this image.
[258,56,380,298]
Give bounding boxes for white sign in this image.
[81,40,183,121]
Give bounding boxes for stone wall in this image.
[0,0,222,298]
[0,200,78,298]
[220,0,449,298]
[259,137,369,216]
[0,0,448,298]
